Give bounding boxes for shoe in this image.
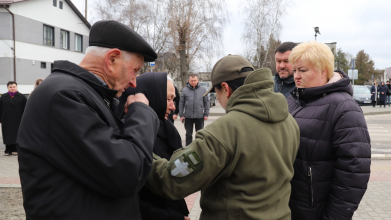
[4,153,10,156]
[12,152,18,155]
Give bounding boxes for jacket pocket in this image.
[308,166,314,207]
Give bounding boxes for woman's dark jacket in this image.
[117,72,189,220]
[370,86,378,102]
[287,70,371,220]
[378,85,387,102]
[17,61,159,220]
[0,92,27,145]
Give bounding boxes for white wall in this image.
[0,40,14,57]
[14,40,85,63]
[1,39,85,63]
[8,0,89,36]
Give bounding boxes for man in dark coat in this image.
[274,42,297,98]
[179,74,210,145]
[17,20,160,220]
[116,72,189,220]
[0,81,27,155]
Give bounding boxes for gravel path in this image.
[0,188,25,220]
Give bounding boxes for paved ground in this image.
[2,102,391,219]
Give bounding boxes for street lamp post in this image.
[314,27,321,40]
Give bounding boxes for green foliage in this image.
[354,50,377,85]
[333,48,350,73]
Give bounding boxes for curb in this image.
[363,111,391,116]
[372,154,391,160]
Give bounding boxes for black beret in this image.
[89,20,157,62]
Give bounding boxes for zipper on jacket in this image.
[308,166,314,207]
[279,81,284,93]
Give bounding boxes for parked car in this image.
[199,82,216,107]
[353,85,372,105]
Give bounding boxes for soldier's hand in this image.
[173,114,178,120]
[124,93,149,114]
[181,117,185,123]
[184,217,190,220]
[204,116,208,121]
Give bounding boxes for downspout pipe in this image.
[4,6,16,82]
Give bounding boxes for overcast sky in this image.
[72,0,390,70]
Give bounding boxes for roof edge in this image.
[64,0,91,29]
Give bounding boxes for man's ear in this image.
[221,82,232,98]
[105,49,121,72]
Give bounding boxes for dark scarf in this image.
[117,72,182,158]
[8,91,17,97]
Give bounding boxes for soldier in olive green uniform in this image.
[146,55,300,220]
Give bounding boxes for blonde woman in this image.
[287,41,371,220]
[371,81,378,107]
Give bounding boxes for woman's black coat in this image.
[0,92,27,145]
[117,72,189,220]
[287,70,371,220]
[378,84,387,102]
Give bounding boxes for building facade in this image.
[0,0,90,94]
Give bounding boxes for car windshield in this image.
[354,86,371,94]
[199,82,209,89]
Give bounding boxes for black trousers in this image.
[185,118,204,146]
[5,144,17,154]
[372,101,377,107]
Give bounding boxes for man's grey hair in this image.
[85,46,137,61]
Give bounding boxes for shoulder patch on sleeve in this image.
[170,151,202,177]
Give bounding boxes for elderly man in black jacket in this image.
[17,20,160,220]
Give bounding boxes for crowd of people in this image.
[0,20,372,220]
[371,80,390,108]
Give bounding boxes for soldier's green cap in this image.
[204,55,254,96]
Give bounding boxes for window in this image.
[41,62,46,69]
[75,34,83,52]
[43,25,54,46]
[59,1,63,9]
[60,30,69,49]
[53,0,57,7]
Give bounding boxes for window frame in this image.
[59,1,63,9]
[43,25,55,46]
[41,62,47,69]
[74,34,83,52]
[53,0,57,7]
[60,29,70,50]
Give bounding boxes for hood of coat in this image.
[121,72,167,120]
[274,72,295,85]
[226,68,289,123]
[52,61,118,100]
[186,82,200,90]
[290,70,353,103]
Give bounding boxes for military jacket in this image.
[146,69,300,220]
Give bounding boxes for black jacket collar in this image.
[290,70,353,104]
[52,61,118,101]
